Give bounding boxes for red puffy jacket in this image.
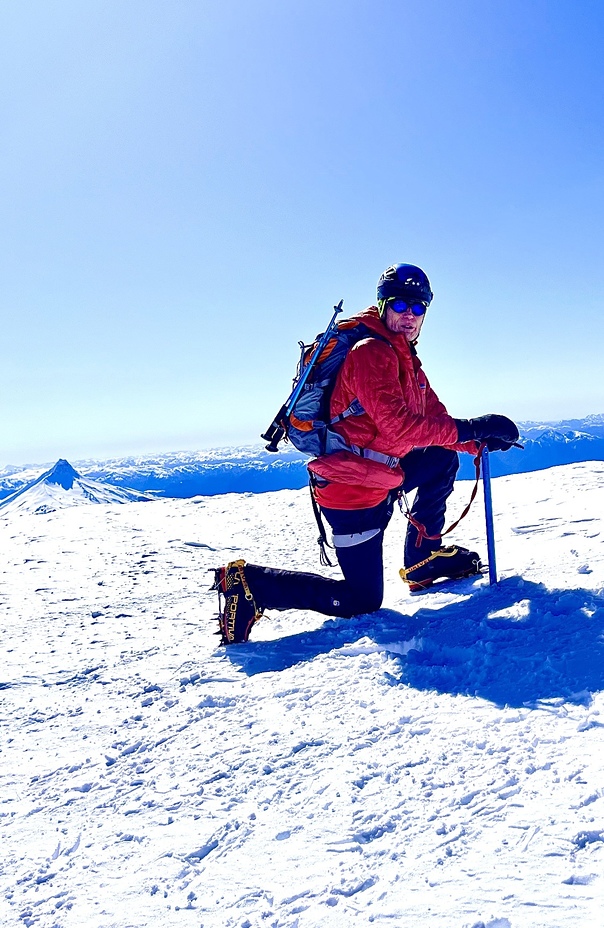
[308,306,477,509]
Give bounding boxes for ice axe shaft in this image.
[481,447,497,584]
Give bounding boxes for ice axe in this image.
[481,439,523,584]
[481,447,497,585]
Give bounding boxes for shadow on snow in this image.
[226,576,604,708]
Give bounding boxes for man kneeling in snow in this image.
[212,263,518,644]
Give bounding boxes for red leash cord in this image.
[401,443,486,547]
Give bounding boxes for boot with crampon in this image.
[400,545,482,592]
[210,560,263,644]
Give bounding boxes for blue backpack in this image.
[285,319,395,464]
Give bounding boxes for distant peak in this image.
[44,459,81,490]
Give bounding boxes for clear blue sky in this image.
[2,0,604,467]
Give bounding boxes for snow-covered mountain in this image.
[82,444,310,497]
[0,458,153,516]
[520,412,604,438]
[1,462,603,925]
[0,446,310,500]
[2,415,604,500]
[458,424,604,479]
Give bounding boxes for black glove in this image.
[453,414,519,452]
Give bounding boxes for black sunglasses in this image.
[388,298,429,316]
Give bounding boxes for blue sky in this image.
[2,0,604,466]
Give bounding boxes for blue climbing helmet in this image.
[377,263,433,317]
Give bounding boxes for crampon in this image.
[210,559,263,644]
[400,545,483,593]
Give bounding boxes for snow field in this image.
[1,463,604,927]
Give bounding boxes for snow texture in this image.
[1,461,604,926]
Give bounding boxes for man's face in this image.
[384,302,427,342]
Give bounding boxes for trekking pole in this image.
[261,299,344,452]
[481,447,497,585]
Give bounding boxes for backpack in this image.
[285,319,395,465]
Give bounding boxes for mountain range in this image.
[2,414,604,501]
[0,458,153,515]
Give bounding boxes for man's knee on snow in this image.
[332,588,383,617]
[356,589,384,615]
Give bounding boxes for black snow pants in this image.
[245,447,459,618]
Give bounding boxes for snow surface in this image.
[2,462,604,927]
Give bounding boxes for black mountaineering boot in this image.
[400,545,482,592]
[211,560,263,644]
